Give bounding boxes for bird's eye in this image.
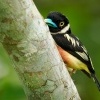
[59,21,65,27]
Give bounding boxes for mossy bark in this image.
[0,0,81,100]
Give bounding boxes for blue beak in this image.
[45,18,57,28]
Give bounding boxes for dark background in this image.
[0,0,100,100]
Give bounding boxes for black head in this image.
[45,11,71,33]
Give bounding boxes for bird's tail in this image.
[91,74,100,91]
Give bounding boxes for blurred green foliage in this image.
[0,0,100,100]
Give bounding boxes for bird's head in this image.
[45,11,71,34]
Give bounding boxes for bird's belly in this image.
[57,45,89,73]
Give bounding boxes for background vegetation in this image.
[0,0,100,100]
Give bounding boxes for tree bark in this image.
[0,0,81,100]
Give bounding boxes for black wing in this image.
[52,33,95,74]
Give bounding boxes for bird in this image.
[45,11,100,91]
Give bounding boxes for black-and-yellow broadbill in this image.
[45,11,100,91]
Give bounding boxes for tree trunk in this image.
[0,0,81,100]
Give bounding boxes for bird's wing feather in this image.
[52,33,95,73]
